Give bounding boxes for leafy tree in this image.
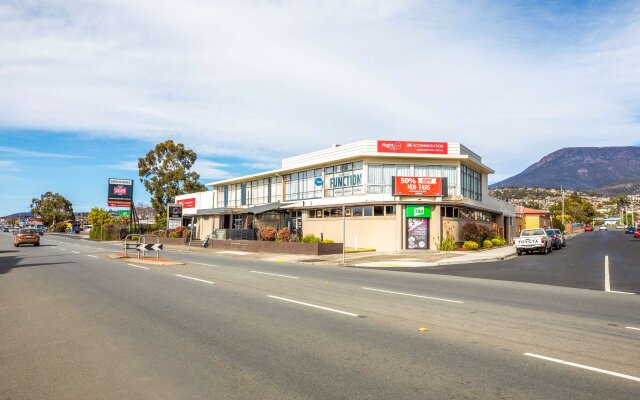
[87,208,115,226]
[138,140,207,219]
[30,192,74,227]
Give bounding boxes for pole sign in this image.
[392,176,447,197]
[108,178,133,208]
[377,140,448,154]
[167,203,183,230]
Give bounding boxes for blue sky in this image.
[1,0,639,216]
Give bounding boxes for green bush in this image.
[54,221,68,232]
[322,239,334,243]
[301,234,321,243]
[438,235,457,251]
[482,240,493,248]
[499,238,507,246]
[462,241,479,250]
[491,238,501,246]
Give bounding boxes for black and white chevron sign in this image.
[136,243,163,251]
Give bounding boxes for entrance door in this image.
[406,218,429,249]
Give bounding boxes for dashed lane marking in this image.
[251,271,298,279]
[524,353,640,382]
[268,295,359,317]
[362,287,464,304]
[175,274,214,284]
[128,264,150,270]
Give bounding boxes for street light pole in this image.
[561,186,565,230]
[342,204,346,265]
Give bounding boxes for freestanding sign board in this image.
[108,178,133,208]
[406,218,429,249]
[166,203,183,231]
[393,177,447,197]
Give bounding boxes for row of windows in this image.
[217,177,283,207]
[308,205,396,218]
[284,169,323,201]
[442,206,495,222]
[367,164,459,195]
[324,161,364,198]
[461,165,482,201]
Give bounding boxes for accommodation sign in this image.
[377,140,448,154]
[392,176,447,197]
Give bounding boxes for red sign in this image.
[108,201,132,208]
[377,140,448,154]
[177,198,196,208]
[393,176,445,196]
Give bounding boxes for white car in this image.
[599,225,607,231]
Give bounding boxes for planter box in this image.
[207,240,343,255]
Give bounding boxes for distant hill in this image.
[491,146,640,193]
[1,211,32,219]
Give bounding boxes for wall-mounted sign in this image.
[314,177,323,187]
[329,173,362,189]
[377,140,448,155]
[177,198,196,208]
[407,218,429,249]
[108,178,133,207]
[167,203,183,219]
[406,205,431,218]
[392,176,447,197]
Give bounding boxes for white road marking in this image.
[192,262,219,267]
[362,287,464,304]
[59,248,66,251]
[626,327,640,331]
[87,255,98,258]
[128,264,150,270]
[609,290,635,295]
[268,295,359,317]
[71,251,79,254]
[175,274,214,284]
[251,271,298,279]
[96,248,106,251]
[604,255,611,292]
[524,353,640,382]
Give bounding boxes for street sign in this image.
[136,243,163,251]
[108,178,133,206]
[119,211,131,216]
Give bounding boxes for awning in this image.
[245,202,291,214]
[197,207,242,215]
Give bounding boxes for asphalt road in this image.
[374,230,640,294]
[1,232,639,399]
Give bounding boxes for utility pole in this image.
[561,186,565,230]
[342,204,346,265]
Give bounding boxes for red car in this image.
[585,225,593,231]
[634,229,640,238]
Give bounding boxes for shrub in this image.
[482,239,493,248]
[174,226,187,238]
[276,227,291,242]
[499,238,507,246]
[301,234,321,243]
[462,223,483,243]
[491,238,501,246]
[169,231,178,238]
[260,226,277,241]
[438,235,457,251]
[54,221,68,232]
[322,239,335,243]
[462,241,479,250]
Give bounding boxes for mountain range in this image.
[491,146,640,194]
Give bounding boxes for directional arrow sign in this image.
[136,243,163,252]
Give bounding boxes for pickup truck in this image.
[514,228,552,255]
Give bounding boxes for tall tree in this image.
[30,192,74,227]
[138,140,207,219]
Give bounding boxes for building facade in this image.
[177,140,516,251]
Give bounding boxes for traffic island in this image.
[109,253,184,266]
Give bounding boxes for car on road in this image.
[625,226,636,234]
[585,225,593,231]
[545,230,562,250]
[514,228,553,255]
[2,226,8,232]
[36,227,44,236]
[14,228,40,247]
[599,225,607,231]
[550,229,566,247]
[634,229,640,238]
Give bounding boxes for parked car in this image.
[550,229,566,247]
[2,227,8,232]
[36,227,44,236]
[625,226,636,234]
[585,225,593,231]
[545,230,562,250]
[514,228,553,255]
[14,228,40,247]
[634,229,640,239]
[599,225,608,231]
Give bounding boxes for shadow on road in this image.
[0,254,74,274]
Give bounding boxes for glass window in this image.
[352,206,363,217]
[345,208,352,217]
[309,209,316,218]
[363,206,373,217]
[385,205,395,215]
[461,164,482,201]
[324,160,363,197]
[316,210,323,218]
[323,209,331,218]
[374,206,384,216]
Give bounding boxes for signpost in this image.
[108,178,137,233]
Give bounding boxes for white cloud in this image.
[0,0,639,178]
[0,146,86,159]
[105,160,138,171]
[192,159,232,179]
